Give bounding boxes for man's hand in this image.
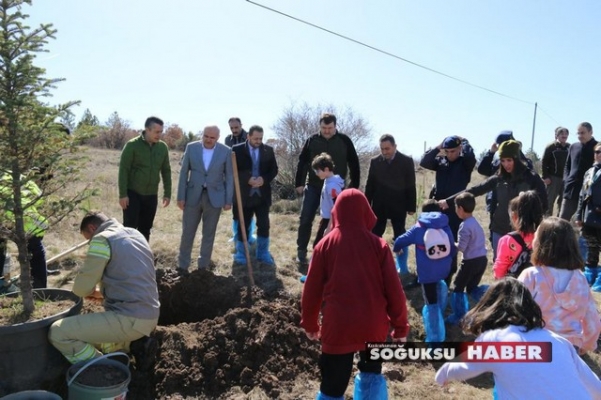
[177,200,185,211]
[296,186,304,195]
[575,220,583,227]
[543,178,551,186]
[490,142,499,153]
[224,204,232,211]
[254,176,264,187]
[162,197,170,207]
[438,200,449,210]
[119,197,129,210]
[85,288,103,302]
[392,336,407,343]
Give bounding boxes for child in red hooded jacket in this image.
[301,189,409,400]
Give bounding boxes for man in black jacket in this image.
[365,134,416,274]
[541,127,570,216]
[294,113,360,263]
[232,125,278,265]
[560,122,597,221]
[225,117,248,147]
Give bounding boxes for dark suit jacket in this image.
[232,142,278,206]
[365,151,416,219]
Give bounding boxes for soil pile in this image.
[128,268,320,399]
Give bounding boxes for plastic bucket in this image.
[0,391,61,400]
[66,352,130,400]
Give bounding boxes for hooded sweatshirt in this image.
[518,266,601,352]
[393,212,457,284]
[301,189,409,354]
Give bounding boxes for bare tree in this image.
[271,102,374,197]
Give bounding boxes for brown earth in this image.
[129,268,321,399]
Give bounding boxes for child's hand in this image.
[305,329,321,341]
[396,249,404,255]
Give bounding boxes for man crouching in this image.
[49,211,160,371]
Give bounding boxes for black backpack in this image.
[506,232,532,278]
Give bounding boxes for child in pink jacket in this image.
[518,217,601,353]
[493,190,543,279]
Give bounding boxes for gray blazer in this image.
[177,142,233,208]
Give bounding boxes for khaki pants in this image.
[49,310,158,364]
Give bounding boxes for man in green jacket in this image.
[118,116,171,242]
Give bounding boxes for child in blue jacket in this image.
[393,200,457,342]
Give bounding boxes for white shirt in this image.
[435,325,601,399]
[202,144,215,171]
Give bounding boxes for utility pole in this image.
[530,102,538,151]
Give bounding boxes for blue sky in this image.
[25,0,601,158]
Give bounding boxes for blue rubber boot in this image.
[445,292,469,325]
[437,280,448,312]
[316,391,344,400]
[584,265,598,286]
[256,236,275,265]
[579,235,588,263]
[233,241,246,264]
[353,372,388,400]
[395,249,409,274]
[468,285,489,302]
[422,304,445,343]
[591,270,601,292]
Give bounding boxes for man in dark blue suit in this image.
[232,125,279,265]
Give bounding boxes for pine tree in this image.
[0,0,93,313]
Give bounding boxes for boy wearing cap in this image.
[420,135,476,284]
[542,127,570,216]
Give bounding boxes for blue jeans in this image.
[296,185,321,254]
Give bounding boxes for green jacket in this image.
[0,174,48,237]
[118,134,172,198]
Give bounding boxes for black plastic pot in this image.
[0,288,83,395]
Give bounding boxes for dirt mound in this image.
[127,268,320,399]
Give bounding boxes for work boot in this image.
[0,278,19,295]
[130,336,158,372]
[353,372,388,400]
[256,236,274,265]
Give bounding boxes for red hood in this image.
[331,188,377,231]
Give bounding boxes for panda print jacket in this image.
[393,211,457,284]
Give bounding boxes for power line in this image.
[246,0,533,104]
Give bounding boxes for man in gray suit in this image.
[177,125,233,274]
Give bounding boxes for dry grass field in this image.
[10,146,600,399]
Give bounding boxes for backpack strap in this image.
[507,231,527,251]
